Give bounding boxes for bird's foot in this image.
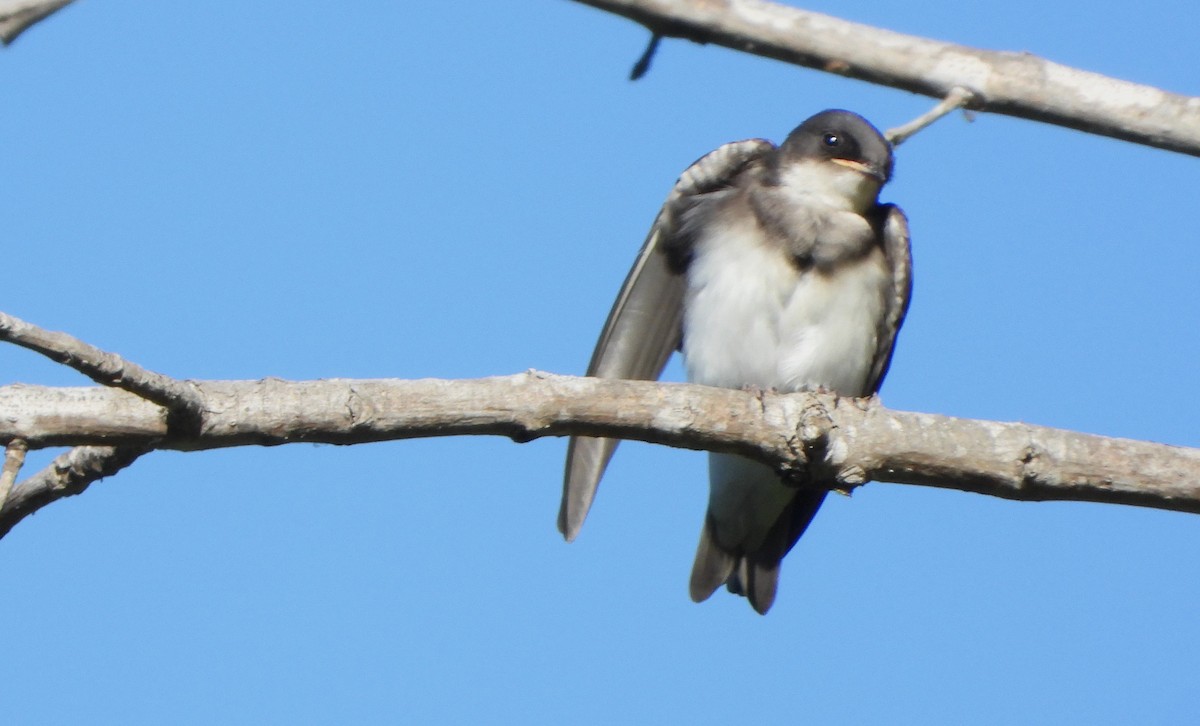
[849,391,883,411]
[738,384,777,395]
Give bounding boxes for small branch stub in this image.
[0,439,29,509]
[630,32,662,80]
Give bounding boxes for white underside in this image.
[683,199,890,550]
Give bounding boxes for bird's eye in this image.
[822,133,841,147]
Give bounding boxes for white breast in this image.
[682,213,890,396]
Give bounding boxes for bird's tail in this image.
[688,515,781,615]
[689,489,827,615]
[689,514,739,605]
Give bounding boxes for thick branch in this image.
[0,0,73,44]
[570,0,1200,157]
[2,374,1197,536]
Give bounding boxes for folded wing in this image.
[558,139,776,541]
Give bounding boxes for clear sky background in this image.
[3,1,1199,723]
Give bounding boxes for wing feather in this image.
[557,139,775,541]
[865,204,913,394]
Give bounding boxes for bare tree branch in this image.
[2,373,1197,538]
[0,0,73,45]
[0,445,148,539]
[0,312,205,431]
[570,0,1200,157]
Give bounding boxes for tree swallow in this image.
[559,110,912,614]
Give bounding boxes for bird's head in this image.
[775,110,893,211]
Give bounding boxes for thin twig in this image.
[885,87,974,146]
[0,439,28,510]
[0,311,203,431]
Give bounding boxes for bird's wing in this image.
[558,138,775,542]
[866,204,913,394]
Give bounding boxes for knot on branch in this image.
[779,392,873,494]
[1019,441,1048,491]
[771,391,836,484]
[798,392,834,447]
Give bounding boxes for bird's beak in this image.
[830,157,886,182]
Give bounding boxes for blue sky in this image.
[3,1,1199,723]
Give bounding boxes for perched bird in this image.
[559,110,911,614]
